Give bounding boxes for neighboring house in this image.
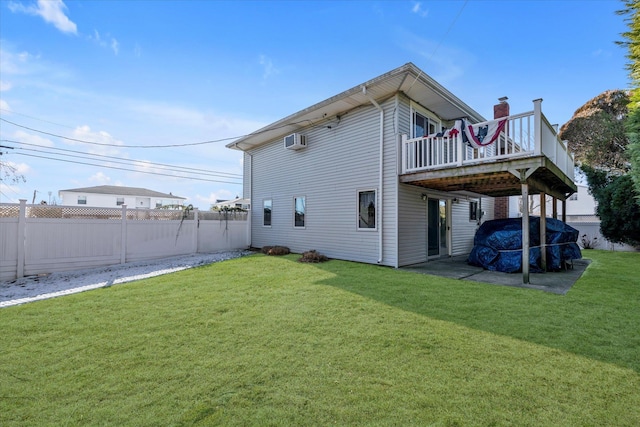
[507,184,595,219]
[227,63,576,269]
[58,185,186,209]
[212,197,251,210]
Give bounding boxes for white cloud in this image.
[8,0,77,35]
[88,172,111,184]
[111,38,119,55]
[0,81,13,92]
[195,189,234,206]
[88,30,119,55]
[395,28,467,84]
[259,55,280,80]
[412,2,429,18]
[0,99,11,112]
[70,125,125,156]
[12,130,55,147]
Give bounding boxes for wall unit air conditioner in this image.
[284,133,307,150]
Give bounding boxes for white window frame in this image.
[116,197,125,206]
[77,195,87,205]
[410,102,442,138]
[357,189,377,231]
[293,195,306,229]
[263,199,272,227]
[469,199,479,222]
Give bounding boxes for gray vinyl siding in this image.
[397,98,429,266]
[247,91,492,266]
[397,183,428,266]
[451,200,477,255]
[249,98,399,265]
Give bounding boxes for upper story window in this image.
[116,197,125,206]
[77,196,87,205]
[263,199,272,227]
[411,103,441,138]
[294,196,305,228]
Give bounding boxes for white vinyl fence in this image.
[0,200,250,281]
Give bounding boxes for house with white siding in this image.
[58,185,185,209]
[227,63,576,270]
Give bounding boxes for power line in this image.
[12,146,243,181]
[2,139,243,178]
[0,115,321,149]
[12,153,242,184]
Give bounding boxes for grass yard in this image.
[1,250,639,426]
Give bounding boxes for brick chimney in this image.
[493,97,510,219]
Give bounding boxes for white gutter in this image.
[362,85,384,264]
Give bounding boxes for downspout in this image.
[363,85,384,264]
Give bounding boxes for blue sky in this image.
[0,0,630,208]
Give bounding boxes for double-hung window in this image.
[77,196,87,205]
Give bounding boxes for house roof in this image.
[227,62,486,151]
[58,185,186,199]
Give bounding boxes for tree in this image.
[558,90,630,173]
[617,1,640,199]
[582,165,640,246]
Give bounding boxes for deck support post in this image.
[540,192,547,272]
[521,181,530,284]
[552,197,558,220]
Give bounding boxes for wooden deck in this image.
[400,155,576,199]
[399,100,577,200]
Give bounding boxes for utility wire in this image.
[2,139,242,178]
[12,153,242,184]
[406,0,470,93]
[11,146,243,181]
[0,115,321,149]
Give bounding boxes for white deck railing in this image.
[400,99,575,183]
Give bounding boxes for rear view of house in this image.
[228,63,576,273]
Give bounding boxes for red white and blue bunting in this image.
[460,118,507,149]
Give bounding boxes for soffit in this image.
[228,63,485,151]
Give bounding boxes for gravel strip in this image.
[0,250,252,308]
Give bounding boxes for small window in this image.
[77,196,87,205]
[469,200,479,221]
[569,193,578,201]
[156,200,163,208]
[358,190,376,229]
[263,199,272,227]
[294,196,305,228]
[116,197,124,206]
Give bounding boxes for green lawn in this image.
[1,250,639,426]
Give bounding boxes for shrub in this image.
[580,234,599,249]
[261,246,291,256]
[298,250,329,263]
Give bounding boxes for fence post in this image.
[193,208,199,254]
[246,209,252,248]
[120,204,127,264]
[17,199,26,278]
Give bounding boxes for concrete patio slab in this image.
[400,256,590,295]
